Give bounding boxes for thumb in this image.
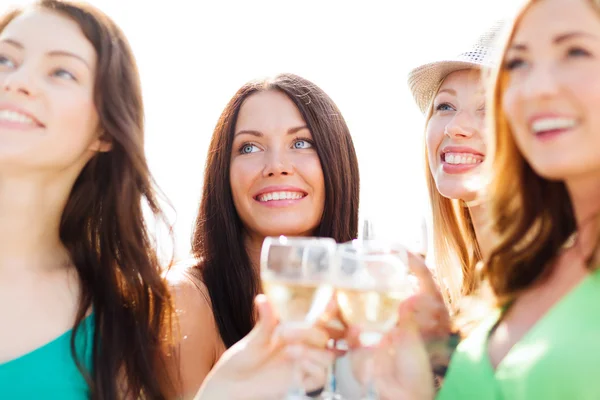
[248,294,278,347]
[406,251,440,297]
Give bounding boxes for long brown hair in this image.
[1,2,174,398]
[192,73,360,348]
[483,0,590,305]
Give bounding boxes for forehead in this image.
[236,90,306,129]
[438,69,484,95]
[1,9,96,66]
[513,0,600,42]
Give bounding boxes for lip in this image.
[527,113,577,127]
[0,103,45,128]
[254,185,308,198]
[442,163,482,174]
[527,113,579,141]
[439,145,485,175]
[253,185,308,208]
[440,145,485,157]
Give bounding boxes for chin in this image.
[256,220,318,238]
[436,181,479,202]
[528,159,593,181]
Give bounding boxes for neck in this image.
[467,203,493,259]
[565,173,600,262]
[0,174,74,275]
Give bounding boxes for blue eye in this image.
[436,103,454,112]
[0,55,15,69]
[240,143,260,154]
[51,68,76,81]
[292,139,313,149]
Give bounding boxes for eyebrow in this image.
[0,38,91,69]
[234,125,309,138]
[436,88,456,96]
[511,31,598,51]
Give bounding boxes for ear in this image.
[88,130,113,153]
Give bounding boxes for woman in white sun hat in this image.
[333,22,507,400]
[407,21,504,314]
[403,20,506,390]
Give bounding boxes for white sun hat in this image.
[407,21,506,114]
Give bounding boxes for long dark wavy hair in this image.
[1,2,174,398]
[192,73,360,348]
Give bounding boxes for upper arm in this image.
[159,267,225,400]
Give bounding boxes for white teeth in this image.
[258,191,305,202]
[0,110,37,125]
[531,118,576,133]
[444,152,483,165]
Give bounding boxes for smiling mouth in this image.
[441,152,484,165]
[531,117,577,136]
[255,191,307,202]
[0,109,43,127]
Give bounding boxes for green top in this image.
[0,314,95,399]
[438,268,600,400]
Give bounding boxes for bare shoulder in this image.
[161,258,226,399]
[165,259,211,310]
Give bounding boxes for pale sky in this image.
[4,0,521,258]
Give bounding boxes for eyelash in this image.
[239,143,259,154]
[0,54,77,83]
[292,136,315,149]
[504,58,524,70]
[51,68,77,81]
[567,47,591,58]
[237,137,315,154]
[0,54,15,68]
[505,46,592,71]
[435,103,454,112]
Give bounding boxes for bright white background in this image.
[4,0,522,258]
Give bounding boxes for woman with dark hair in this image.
[0,1,175,398]
[169,73,360,392]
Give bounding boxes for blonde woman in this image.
[407,23,503,311]
[438,0,600,398]
[354,1,600,398]
[401,25,504,391]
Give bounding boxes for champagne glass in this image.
[261,236,337,400]
[334,239,412,400]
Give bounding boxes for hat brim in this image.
[408,60,482,114]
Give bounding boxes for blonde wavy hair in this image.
[424,88,482,312]
[484,0,600,307]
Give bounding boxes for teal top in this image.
[438,268,600,400]
[0,314,95,399]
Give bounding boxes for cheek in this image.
[60,91,96,126]
[56,94,98,146]
[229,158,256,202]
[578,78,600,134]
[502,88,518,127]
[502,88,529,147]
[296,154,325,199]
[425,120,443,171]
[48,95,100,164]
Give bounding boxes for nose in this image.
[2,64,37,98]
[521,63,559,101]
[262,149,294,177]
[444,110,480,139]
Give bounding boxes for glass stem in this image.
[287,359,306,400]
[362,349,378,400]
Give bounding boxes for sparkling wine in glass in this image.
[261,236,337,399]
[334,239,412,400]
